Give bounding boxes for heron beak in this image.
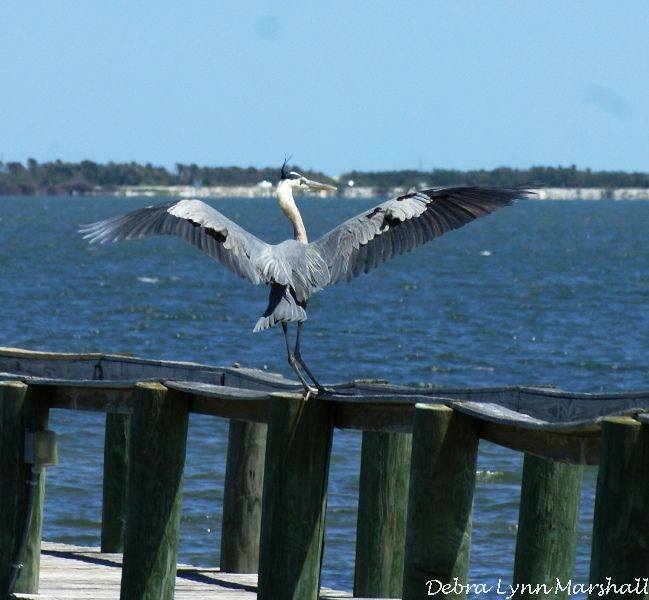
[305,178,337,192]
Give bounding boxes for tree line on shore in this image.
[2,159,649,195]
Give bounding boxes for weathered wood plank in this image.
[513,454,583,599]
[258,395,335,600]
[51,384,133,413]
[450,400,628,433]
[101,413,131,553]
[0,383,51,596]
[480,421,601,465]
[0,346,225,383]
[16,542,358,599]
[589,417,649,597]
[354,431,411,598]
[403,404,479,600]
[221,366,298,390]
[220,419,267,573]
[167,381,275,423]
[120,383,190,600]
[166,381,277,399]
[335,402,414,432]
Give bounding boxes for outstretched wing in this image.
[311,186,532,285]
[80,199,276,285]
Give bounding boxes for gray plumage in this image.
[81,186,531,333]
[311,187,531,285]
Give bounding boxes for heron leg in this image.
[293,321,328,394]
[281,322,315,393]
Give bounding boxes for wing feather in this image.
[312,186,532,286]
[80,199,273,285]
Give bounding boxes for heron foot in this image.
[302,386,318,401]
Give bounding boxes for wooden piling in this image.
[0,382,50,595]
[101,413,131,552]
[402,404,479,600]
[258,394,334,600]
[513,454,583,600]
[589,417,649,598]
[120,383,189,600]
[354,430,412,598]
[220,419,266,573]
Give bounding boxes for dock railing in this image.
[1,346,649,599]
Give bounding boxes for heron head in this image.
[279,163,337,194]
[289,171,337,192]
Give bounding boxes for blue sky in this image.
[1,1,648,174]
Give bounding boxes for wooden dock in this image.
[12,543,358,600]
[1,346,649,600]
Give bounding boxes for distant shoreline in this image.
[2,185,649,200]
[8,185,648,200]
[5,161,649,197]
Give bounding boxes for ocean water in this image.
[0,196,647,595]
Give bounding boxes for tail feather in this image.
[254,283,307,332]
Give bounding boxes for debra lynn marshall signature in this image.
[426,577,649,597]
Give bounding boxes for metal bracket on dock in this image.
[24,430,58,470]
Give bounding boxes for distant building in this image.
[257,180,273,197]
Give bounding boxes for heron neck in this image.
[278,186,308,244]
[290,210,308,244]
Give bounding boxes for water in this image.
[1,196,647,594]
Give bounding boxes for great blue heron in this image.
[81,163,530,395]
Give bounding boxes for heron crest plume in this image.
[280,157,291,180]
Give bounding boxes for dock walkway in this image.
[12,543,359,600]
